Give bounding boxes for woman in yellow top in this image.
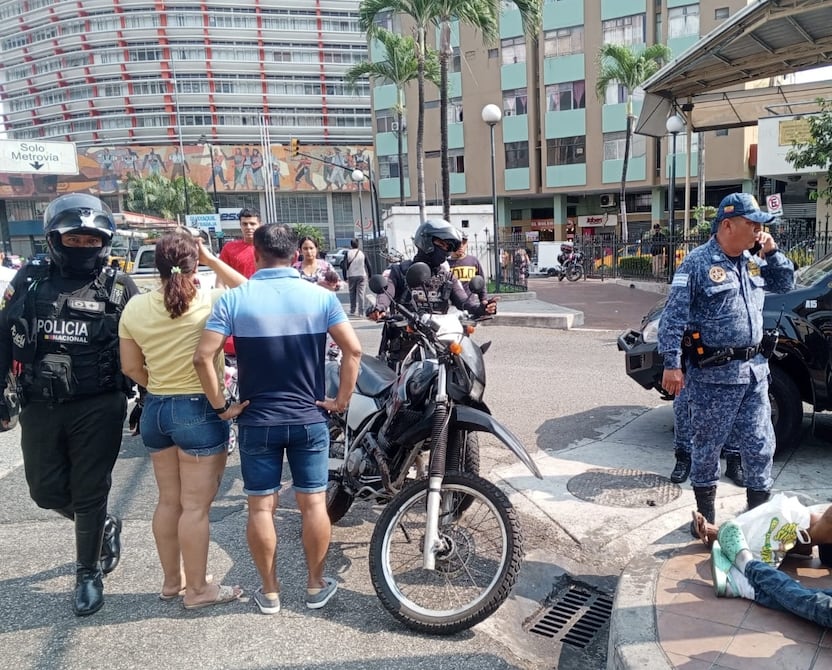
[118,229,248,609]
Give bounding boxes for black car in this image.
[617,253,832,453]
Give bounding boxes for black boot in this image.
[690,485,717,537]
[670,449,691,484]
[100,514,122,575]
[73,504,106,617]
[724,454,745,487]
[746,488,771,511]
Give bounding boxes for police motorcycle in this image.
[325,262,542,634]
[555,242,584,282]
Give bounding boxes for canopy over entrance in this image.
[636,0,832,137]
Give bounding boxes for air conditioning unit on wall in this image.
[600,194,616,208]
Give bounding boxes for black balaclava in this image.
[414,245,448,271]
[49,231,110,278]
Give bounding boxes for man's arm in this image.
[757,232,795,295]
[317,322,361,414]
[658,263,695,395]
[452,276,496,317]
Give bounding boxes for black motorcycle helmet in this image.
[412,219,462,268]
[43,193,116,277]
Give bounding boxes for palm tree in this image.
[345,28,439,206]
[435,1,541,222]
[126,173,213,221]
[595,43,671,241]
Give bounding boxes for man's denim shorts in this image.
[140,393,229,456]
[238,422,329,495]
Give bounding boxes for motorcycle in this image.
[325,262,542,634]
[555,242,584,282]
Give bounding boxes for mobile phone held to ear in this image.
[749,241,762,255]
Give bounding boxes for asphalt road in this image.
[527,277,663,331]
[0,307,660,670]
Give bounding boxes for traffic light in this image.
[290,137,299,157]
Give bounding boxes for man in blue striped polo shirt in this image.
[194,223,361,614]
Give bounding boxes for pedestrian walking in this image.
[342,238,370,317]
[649,223,667,277]
[193,223,362,615]
[0,193,140,616]
[658,193,794,530]
[119,229,247,609]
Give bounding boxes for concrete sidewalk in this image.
[491,404,832,670]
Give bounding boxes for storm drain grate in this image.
[528,584,614,649]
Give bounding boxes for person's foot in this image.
[74,567,104,616]
[182,584,242,610]
[670,452,691,484]
[724,454,744,487]
[253,587,281,615]
[306,577,337,609]
[716,521,751,564]
[711,541,755,599]
[100,514,122,575]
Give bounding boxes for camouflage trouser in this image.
[674,385,740,457]
[687,377,774,490]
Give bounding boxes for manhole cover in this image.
[528,581,614,649]
[566,467,681,508]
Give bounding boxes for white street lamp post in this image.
[666,114,685,282]
[352,168,366,244]
[482,104,502,292]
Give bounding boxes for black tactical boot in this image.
[690,485,717,537]
[670,449,691,484]
[100,514,122,575]
[746,488,771,511]
[73,505,106,617]
[724,454,745,487]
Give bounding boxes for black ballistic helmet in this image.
[43,193,116,274]
[413,219,462,255]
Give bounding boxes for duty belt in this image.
[696,343,762,367]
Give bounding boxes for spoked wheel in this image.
[369,471,523,635]
[326,418,354,523]
[227,422,238,455]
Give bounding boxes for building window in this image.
[543,26,584,58]
[448,97,463,123]
[545,81,586,111]
[715,128,729,137]
[714,7,730,20]
[603,132,646,160]
[488,48,499,59]
[604,82,645,106]
[546,136,585,166]
[668,4,699,38]
[504,141,529,169]
[449,150,465,173]
[378,155,408,179]
[501,37,526,64]
[601,14,646,46]
[502,88,528,116]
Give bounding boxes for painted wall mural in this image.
[0,143,374,199]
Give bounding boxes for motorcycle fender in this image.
[452,405,542,479]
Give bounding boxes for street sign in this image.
[0,140,79,175]
[766,193,784,217]
[185,213,221,230]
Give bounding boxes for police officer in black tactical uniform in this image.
[0,193,139,616]
[368,220,496,365]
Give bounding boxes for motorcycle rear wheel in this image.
[369,471,523,635]
[566,263,583,282]
[326,419,354,523]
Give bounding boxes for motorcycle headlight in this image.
[641,316,660,343]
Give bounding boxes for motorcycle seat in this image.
[357,355,398,397]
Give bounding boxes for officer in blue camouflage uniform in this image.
[658,193,794,532]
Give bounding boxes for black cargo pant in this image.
[20,392,127,515]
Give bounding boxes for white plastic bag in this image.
[733,493,812,568]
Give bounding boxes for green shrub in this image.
[618,256,652,274]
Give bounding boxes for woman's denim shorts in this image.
[140,393,229,456]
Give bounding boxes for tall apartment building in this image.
[374,0,768,244]
[0,0,373,252]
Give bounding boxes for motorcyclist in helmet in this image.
[0,193,139,616]
[368,219,497,321]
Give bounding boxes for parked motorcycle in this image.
[326,262,542,634]
[555,242,584,282]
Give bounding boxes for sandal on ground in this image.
[182,584,242,610]
[159,574,213,601]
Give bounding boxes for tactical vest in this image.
[12,266,130,403]
[396,261,454,314]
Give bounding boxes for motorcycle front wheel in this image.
[566,263,583,282]
[369,471,523,635]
